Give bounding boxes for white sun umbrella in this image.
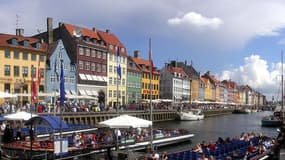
[99,114,152,128]
[4,111,38,121]
[0,91,16,98]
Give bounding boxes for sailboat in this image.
[261,52,283,127]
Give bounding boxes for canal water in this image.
[154,111,279,153]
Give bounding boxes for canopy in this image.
[99,114,152,128]
[4,111,38,121]
[0,91,16,98]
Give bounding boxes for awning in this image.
[92,91,98,96]
[85,90,93,95]
[86,74,93,80]
[79,74,87,80]
[78,89,87,95]
[65,90,71,95]
[102,77,107,82]
[70,90,77,95]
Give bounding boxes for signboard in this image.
[54,138,68,155]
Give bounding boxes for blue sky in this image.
[1,0,285,100]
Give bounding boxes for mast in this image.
[149,38,153,151]
[281,50,284,122]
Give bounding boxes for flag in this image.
[37,60,41,84]
[149,38,154,76]
[117,46,121,79]
[31,67,37,103]
[60,60,65,106]
[54,59,59,81]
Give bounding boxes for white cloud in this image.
[218,54,281,100]
[168,12,223,30]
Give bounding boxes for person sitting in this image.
[151,151,159,160]
[248,143,256,153]
[161,152,168,160]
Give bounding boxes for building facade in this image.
[0,30,46,104]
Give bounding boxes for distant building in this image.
[131,51,160,101]
[0,29,47,104]
[126,55,142,104]
[160,62,190,103]
[45,39,76,103]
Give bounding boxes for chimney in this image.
[92,27,96,32]
[16,28,24,36]
[58,22,63,27]
[134,50,140,58]
[106,29,110,34]
[47,17,53,44]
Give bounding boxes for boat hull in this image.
[179,112,204,121]
[261,119,282,127]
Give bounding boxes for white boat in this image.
[179,109,204,121]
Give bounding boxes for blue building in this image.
[45,40,76,103]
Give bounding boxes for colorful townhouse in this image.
[97,30,128,108]
[199,77,206,102]
[0,29,46,104]
[34,18,109,109]
[45,39,77,103]
[126,55,142,104]
[176,61,200,103]
[160,62,190,103]
[202,71,219,102]
[131,51,160,101]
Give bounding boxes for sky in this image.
[1,0,285,101]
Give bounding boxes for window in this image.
[102,52,107,59]
[109,90,112,97]
[85,61,90,70]
[5,50,10,58]
[40,68,44,78]
[102,64,106,73]
[97,51,101,58]
[91,63,95,71]
[96,63,101,72]
[70,76,75,83]
[40,55,45,62]
[109,65,112,73]
[79,60,83,69]
[31,54,37,61]
[22,67,28,77]
[109,54,113,61]
[113,66,116,73]
[123,68,126,75]
[86,48,90,56]
[91,50,96,57]
[109,77,112,85]
[109,44,113,49]
[51,75,55,83]
[79,47,84,55]
[70,65,76,71]
[22,52,28,60]
[14,66,20,77]
[113,90,117,98]
[4,65,10,76]
[122,79,125,86]
[14,51,19,59]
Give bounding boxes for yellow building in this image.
[97,30,128,108]
[131,52,160,100]
[0,31,46,104]
[190,78,200,102]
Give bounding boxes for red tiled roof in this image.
[97,30,127,56]
[0,33,47,52]
[63,23,101,40]
[200,77,208,83]
[131,57,159,74]
[167,66,188,78]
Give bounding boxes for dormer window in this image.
[9,38,18,45]
[32,42,41,49]
[109,44,113,50]
[84,36,90,42]
[91,38,97,44]
[121,48,125,53]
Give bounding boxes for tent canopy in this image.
[99,114,152,128]
[25,116,69,130]
[4,111,37,121]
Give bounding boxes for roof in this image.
[0,33,47,52]
[97,30,127,56]
[200,77,208,84]
[131,57,159,74]
[63,23,100,40]
[167,66,188,79]
[26,116,69,130]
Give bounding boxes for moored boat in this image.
[179,109,204,121]
[261,115,282,127]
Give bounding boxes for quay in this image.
[40,109,235,125]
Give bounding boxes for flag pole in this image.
[59,59,65,156]
[149,38,153,151]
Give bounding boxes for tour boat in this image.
[261,106,282,127]
[179,109,204,121]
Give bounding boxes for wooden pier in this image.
[40,109,234,126]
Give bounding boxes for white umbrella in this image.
[99,114,152,128]
[0,91,16,98]
[4,111,38,121]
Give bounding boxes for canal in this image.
[154,111,279,153]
